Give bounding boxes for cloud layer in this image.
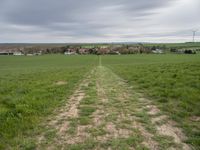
[0,0,199,43]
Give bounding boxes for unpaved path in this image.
[37,65,191,150]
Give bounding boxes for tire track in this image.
[37,70,94,150]
[37,66,191,150]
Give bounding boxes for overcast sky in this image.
[0,0,199,43]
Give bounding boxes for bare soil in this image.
[37,66,191,150]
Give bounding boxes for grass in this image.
[87,126,107,137]
[0,55,98,149]
[1,54,200,149]
[67,138,97,150]
[78,79,97,126]
[103,54,200,149]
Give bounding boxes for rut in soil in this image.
[37,66,191,150]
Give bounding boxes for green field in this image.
[144,42,200,49]
[0,54,199,149]
[0,55,98,149]
[103,54,200,148]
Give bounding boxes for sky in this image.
[0,0,200,43]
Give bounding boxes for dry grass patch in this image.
[54,80,67,85]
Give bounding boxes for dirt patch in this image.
[133,121,159,150]
[143,102,191,149]
[156,120,191,150]
[138,97,149,102]
[58,122,69,135]
[92,109,105,126]
[97,122,132,142]
[96,80,108,103]
[53,90,87,140]
[151,115,168,124]
[66,92,85,118]
[95,67,160,149]
[48,91,85,127]
[37,75,92,149]
[66,125,91,144]
[190,116,200,122]
[105,122,119,138]
[55,81,67,85]
[137,96,191,149]
[38,67,193,150]
[146,105,160,115]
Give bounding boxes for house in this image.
[115,51,121,55]
[67,48,76,52]
[34,51,42,56]
[97,48,110,55]
[13,51,24,56]
[176,49,184,54]
[108,50,121,55]
[64,51,76,55]
[79,48,89,54]
[152,49,163,54]
[128,47,140,53]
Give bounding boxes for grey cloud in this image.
[1,0,171,25]
[0,0,199,43]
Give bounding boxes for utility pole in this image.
[192,30,198,42]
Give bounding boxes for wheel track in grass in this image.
[37,70,94,149]
[92,66,159,150]
[37,64,191,150]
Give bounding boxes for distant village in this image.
[0,44,198,56]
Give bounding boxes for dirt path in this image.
[37,65,191,150]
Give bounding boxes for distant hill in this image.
[143,42,200,49]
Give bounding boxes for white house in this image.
[13,52,24,56]
[64,51,76,55]
[152,49,163,54]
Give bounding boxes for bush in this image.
[184,50,196,54]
